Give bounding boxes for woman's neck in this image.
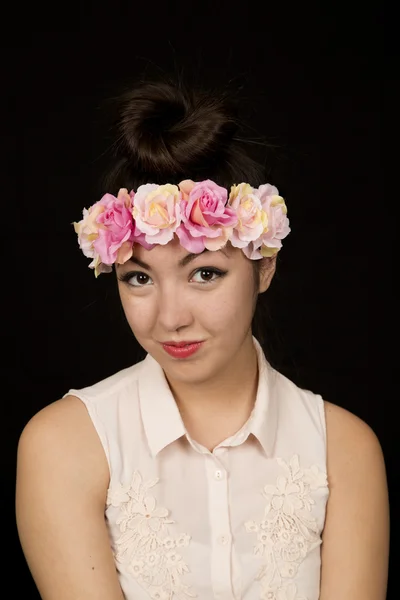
[165,335,259,450]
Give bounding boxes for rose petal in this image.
[176,225,206,253]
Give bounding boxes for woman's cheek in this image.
[120,292,156,336]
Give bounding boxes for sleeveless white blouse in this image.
[65,338,329,600]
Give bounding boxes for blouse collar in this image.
[138,337,278,458]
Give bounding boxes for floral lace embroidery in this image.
[245,455,328,600]
[107,471,197,599]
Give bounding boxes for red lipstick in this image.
[162,341,204,359]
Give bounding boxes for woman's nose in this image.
[156,287,194,333]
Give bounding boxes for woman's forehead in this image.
[130,240,239,269]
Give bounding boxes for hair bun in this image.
[118,82,238,177]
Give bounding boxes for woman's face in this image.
[117,238,275,385]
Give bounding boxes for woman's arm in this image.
[16,396,125,600]
[320,401,389,600]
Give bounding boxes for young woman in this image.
[16,81,389,600]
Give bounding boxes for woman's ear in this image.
[258,255,277,293]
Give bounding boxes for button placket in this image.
[206,457,234,598]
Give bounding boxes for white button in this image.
[214,469,224,480]
[217,534,229,545]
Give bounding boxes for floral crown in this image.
[73,179,290,277]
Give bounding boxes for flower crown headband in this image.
[73,179,290,277]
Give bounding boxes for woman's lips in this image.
[162,341,204,358]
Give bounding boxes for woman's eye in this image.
[119,268,226,287]
[120,272,153,287]
[190,268,225,284]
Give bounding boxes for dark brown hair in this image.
[103,78,273,347]
[103,80,266,191]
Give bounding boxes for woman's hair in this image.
[103,78,274,349]
[103,79,266,191]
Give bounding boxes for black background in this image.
[2,1,392,598]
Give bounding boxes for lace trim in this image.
[245,454,328,600]
[107,471,197,599]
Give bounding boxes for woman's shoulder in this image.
[324,400,382,451]
[16,395,111,515]
[323,400,385,484]
[17,359,148,483]
[66,359,146,401]
[318,401,389,595]
[268,366,384,464]
[18,395,108,471]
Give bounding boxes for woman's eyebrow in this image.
[178,247,230,267]
[128,248,230,271]
[127,256,152,270]
[178,251,207,268]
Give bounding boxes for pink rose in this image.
[74,188,135,276]
[93,189,135,265]
[228,183,267,249]
[132,184,181,246]
[176,179,238,253]
[243,184,290,259]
